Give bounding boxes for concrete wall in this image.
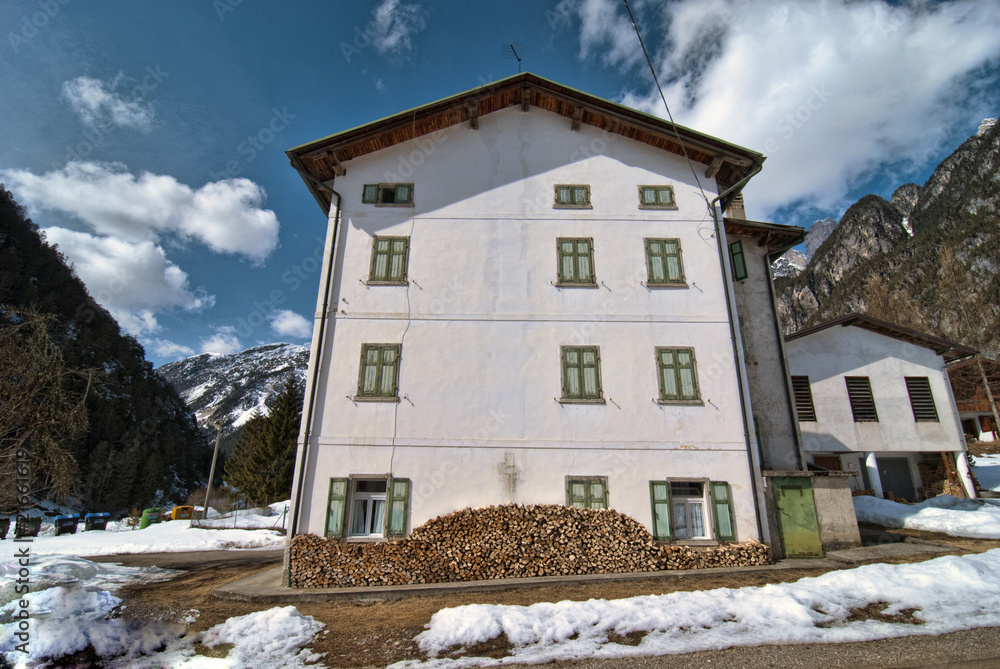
[730,237,805,471]
[811,474,862,551]
[293,105,763,542]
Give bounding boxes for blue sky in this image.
[1,1,998,367]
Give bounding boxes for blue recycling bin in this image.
[84,512,110,531]
[54,514,80,536]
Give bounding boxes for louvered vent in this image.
[791,376,817,422]
[845,376,878,422]
[905,376,939,422]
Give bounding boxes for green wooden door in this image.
[772,477,824,558]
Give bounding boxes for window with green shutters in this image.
[649,481,672,540]
[729,240,748,281]
[638,185,676,208]
[645,238,685,285]
[650,480,735,542]
[561,346,603,401]
[709,481,736,541]
[369,236,409,284]
[556,238,596,285]
[325,478,348,538]
[656,347,700,402]
[356,344,401,400]
[554,184,591,207]
[362,183,413,205]
[386,478,411,538]
[566,477,608,509]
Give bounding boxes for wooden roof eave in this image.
[724,217,805,255]
[785,313,978,363]
[288,73,764,203]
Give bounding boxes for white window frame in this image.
[348,479,387,538]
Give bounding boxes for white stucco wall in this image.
[294,106,761,541]
[785,325,966,455]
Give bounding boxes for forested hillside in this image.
[0,186,211,513]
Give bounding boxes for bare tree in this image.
[0,307,92,512]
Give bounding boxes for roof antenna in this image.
[501,43,522,73]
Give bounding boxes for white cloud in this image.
[563,0,1000,217]
[43,226,214,336]
[201,327,242,356]
[2,162,280,261]
[62,75,155,132]
[270,310,313,339]
[150,339,196,360]
[370,0,427,56]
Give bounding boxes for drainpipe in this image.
[708,160,768,543]
[284,158,342,584]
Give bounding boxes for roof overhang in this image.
[288,72,765,215]
[785,313,977,363]
[724,217,805,256]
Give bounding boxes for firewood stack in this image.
[290,503,771,588]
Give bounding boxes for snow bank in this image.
[391,549,1000,667]
[973,453,1000,492]
[853,494,1000,538]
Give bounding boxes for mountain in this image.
[0,186,211,513]
[157,343,309,453]
[774,118,1000,356]
[803,217,839,262]
[771,249,806,279]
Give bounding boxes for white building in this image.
[785,314,977,501]
[285,73,805,553]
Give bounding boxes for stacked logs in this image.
[290,504,770,588]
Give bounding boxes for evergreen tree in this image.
[224,375,302,505]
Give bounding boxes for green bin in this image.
[0,518,9,539]
[139,507,162,529]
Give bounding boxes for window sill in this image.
[553,205,593,209]
[638,205,679,210]
[344,536,387,543]
[351,396,401,403]
[558,398,606,405]
[644,282,688,289]
[672,539,719,547]
[554,282,599,288]
[365,280,409,286]
[655,399,703,406]
[371,203,413,207]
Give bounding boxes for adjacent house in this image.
[284,73,811,564]
[948,357,1000,443]
[785,314,977,501]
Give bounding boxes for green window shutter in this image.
[657,347,699,401]
[394,183,412,204]
[649,481,672,541]
[325,478,349,538]
[709,481,736,541]
[370,237,409,282]
[645,238,684,284]
[730,240,748,281]
[589,479,607,509]
[385,478,410,537]
[556,238,595,285]
[561,346,602,400]
[362,184,378,203]
[657,187,674,206]
[357,344,400,398]
[641,186,657,205]
[568,480,587,508]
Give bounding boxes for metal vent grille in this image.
[905,376,939,422]
[845,376,878,422]
[791,376,817,422]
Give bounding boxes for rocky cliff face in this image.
[775,118,1000,356]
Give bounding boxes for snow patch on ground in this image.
[390,549,1000,668]
[853,494,1000,538]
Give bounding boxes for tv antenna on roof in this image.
[502,43,522,73]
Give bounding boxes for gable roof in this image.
[288,72,765,214]
[785,313,977,363]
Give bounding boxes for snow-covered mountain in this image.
[156,343,309,441]
[771,249,806,278]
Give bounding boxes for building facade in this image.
[286,73,807,553]
[785,314,977,501]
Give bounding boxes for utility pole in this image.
[201,417,223,521]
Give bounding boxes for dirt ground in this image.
[110,530,1000,668]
